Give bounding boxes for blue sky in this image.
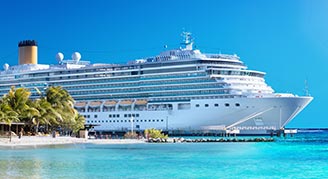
[0,0,327,128]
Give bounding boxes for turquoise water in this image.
[1,132,328,179]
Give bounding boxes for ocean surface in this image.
[1,131,328,179]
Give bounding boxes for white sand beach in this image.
[0,136,146,148]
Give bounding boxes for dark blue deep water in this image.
[1,132,328,179]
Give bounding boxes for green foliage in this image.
[70,114,85,133]
[144,128,168,139]
[3,87,33,119]
[0,100,19,126]
[0,86,85,134]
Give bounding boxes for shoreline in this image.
[0,136,146,149]
[0,135,276,149]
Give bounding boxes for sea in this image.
[0,131,328,179]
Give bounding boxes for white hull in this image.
[84,96,312,134]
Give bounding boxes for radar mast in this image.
[181,31,193,50]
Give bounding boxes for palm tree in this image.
[3,87,33,119]
[45,86,78,133]
[71,114,85,134]
[0,86,85,137]
[28,98,61,133]
[46,86,74,108]
[2,87,40,134]
[0,101,19,142]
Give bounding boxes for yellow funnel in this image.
[18,40,38,65]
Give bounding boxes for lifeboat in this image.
[74,101,87,108]
[119,100,134,106]
[103,100,117,107]
[135,99,148,105]
[89,101,103,108]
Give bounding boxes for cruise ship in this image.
[0,33,313,134]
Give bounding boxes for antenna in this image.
[180,31,194,50]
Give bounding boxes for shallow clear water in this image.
[1,132,328,179]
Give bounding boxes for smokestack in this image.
[18,40,38,65]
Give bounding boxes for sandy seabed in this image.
[0,136,146,148]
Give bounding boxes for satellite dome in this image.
[3,63,9,71]
[56,52,64,62]
[72,52,81,62]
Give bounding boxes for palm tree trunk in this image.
[9,125,11,142]
[36,121,39,133]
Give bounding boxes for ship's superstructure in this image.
[0,33,312,134]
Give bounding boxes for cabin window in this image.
[235,103,240,107]
[205,104,209,107]
[225,103,230,107]
[196,104,200,107]
[178,103,191,110]
[95,115,98,118]
[214,104,219,107]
